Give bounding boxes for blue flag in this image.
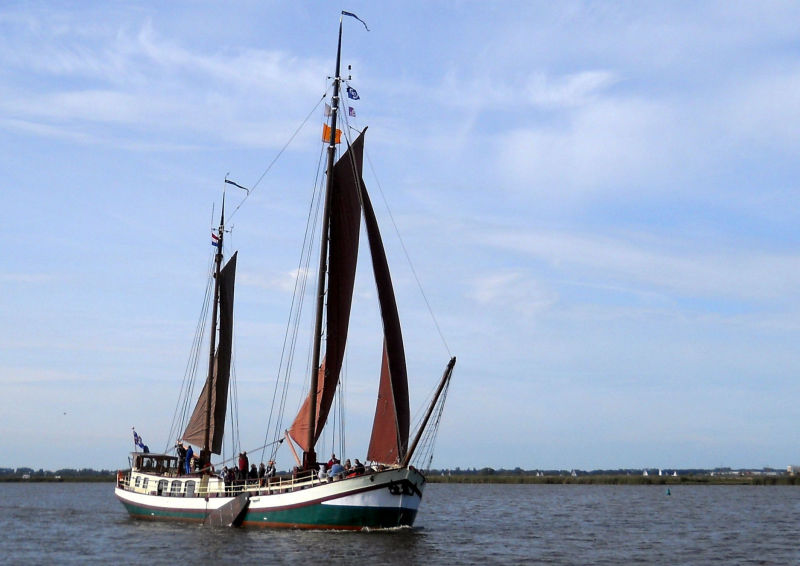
[341,11,370,31]
[132,428,145,450]
[347,86,360,100]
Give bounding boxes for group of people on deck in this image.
[318,453,371,481]
[175,443,379,485]
[175,441,194,475]
[220,451,276,491]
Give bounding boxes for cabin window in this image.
[134,476,141,488]
[142,478,149,491]
[185,480,196,498]
[157,480,168,495]
[170,480,182,496]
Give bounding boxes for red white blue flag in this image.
[211,233,220,247]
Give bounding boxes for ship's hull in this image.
[115,466,424,530]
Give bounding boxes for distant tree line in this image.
[427,466,786,476]
[425,466,798,485]
[0,468,116,482]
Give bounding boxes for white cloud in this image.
[478,227,800,304]
[719,66,800,151]
[495,96,677,196]
[524,71,618,108]
[0,18,328,149]
[468,271,557,315]
[238,268,308,294]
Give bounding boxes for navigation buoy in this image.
[666,488,671,496]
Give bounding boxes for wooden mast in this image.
[201,197,225,470]
[306,16,345,469]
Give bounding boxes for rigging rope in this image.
[228,335,241,462]
[411,375,452,471]
[228,90,330,223]
[363,151,452,358]
[260,130,328,466]
[214,77,455,471]
[338,97,451,358]
[165,257,214,453]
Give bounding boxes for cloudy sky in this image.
[3,1,800,472]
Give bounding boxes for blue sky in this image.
[3,1,800,472]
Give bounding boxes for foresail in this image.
[367,344,403,463]
[182,252,237,454]
[362,183,410,464]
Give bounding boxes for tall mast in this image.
[306,17,345,468]
[202,196,225,468]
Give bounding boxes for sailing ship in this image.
[115,13,456,530]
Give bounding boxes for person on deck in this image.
[328,461,344,479]
[249,464,258,480]
[238,452,249,476]
[176,441,186,476]
[184,445,194,475]
[353,459,365,475]
[266,460,276,478]
[327,454,340,468]
[225,466,236,493]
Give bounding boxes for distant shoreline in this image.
[2,473,799,485]
[427,473,800,485]
[0,476,113,483]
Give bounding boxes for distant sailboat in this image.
[115,12,455,530]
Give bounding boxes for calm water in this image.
[1,482,798,564]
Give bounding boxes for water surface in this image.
[1,482,797,564]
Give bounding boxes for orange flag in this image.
[322,123,342,144]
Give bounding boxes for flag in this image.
[325,103,332,117]
[346,86,360,100]
[348,106,356,118]
[211,233,220,247]
[322,123,342,144]
[133,428,145,450]
[341,11,370,31]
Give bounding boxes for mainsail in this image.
[287,130,409,465]
[287,134,363,452]
[182,252,237,454]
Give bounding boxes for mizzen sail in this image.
[182,252,237,454]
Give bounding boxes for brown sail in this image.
[287,133,364,451]
[286,360,327,452]
[361,183,409,465]
[182,252,237,454]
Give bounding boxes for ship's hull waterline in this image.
[115,466,424,530]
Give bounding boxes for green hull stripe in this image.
[241,504,417,529]
[120,500,417,529]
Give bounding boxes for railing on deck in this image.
[119,467,375,498]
